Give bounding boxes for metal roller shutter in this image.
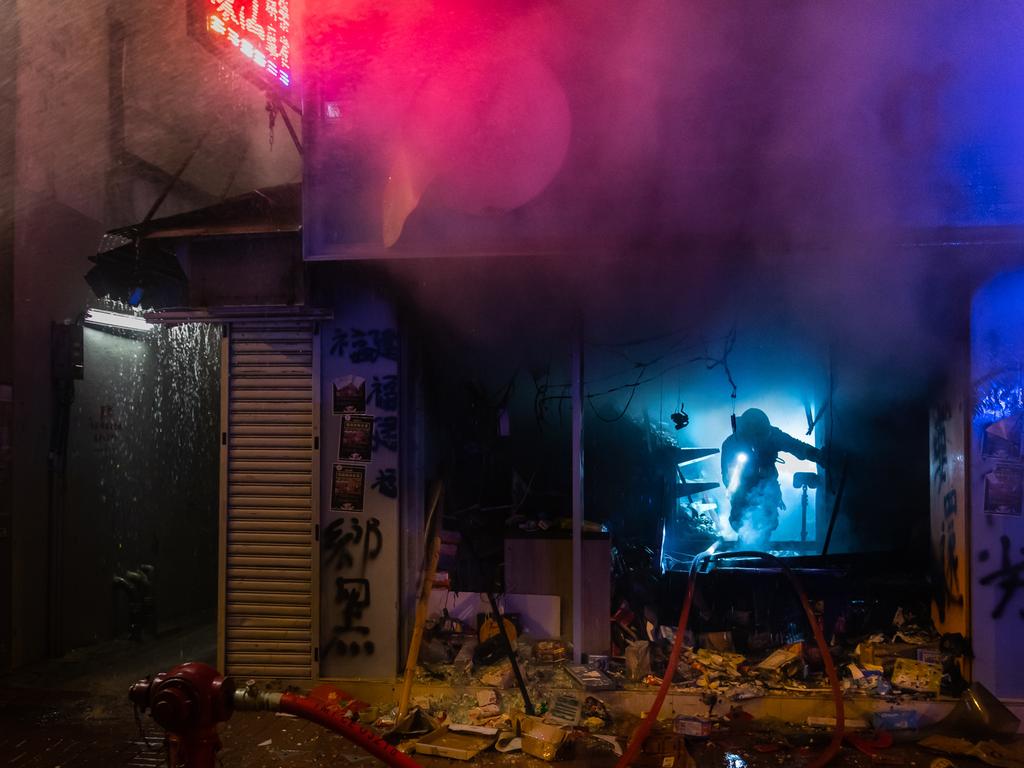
[218,319,320,681]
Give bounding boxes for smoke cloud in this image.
[301,1,1021,371]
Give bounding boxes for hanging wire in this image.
[690,326,739,429]
[587,365,649,422]
[532,330,741,427]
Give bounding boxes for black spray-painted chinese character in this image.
[329,328,349,357]
[978,535,1024,619]
[368,375,399,412]
[372,469,398,499]
[323,516,383,572]
[373,416,399,453]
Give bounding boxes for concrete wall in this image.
[6,0,301,669]
[63,325,219,649]
[0,0,17,672]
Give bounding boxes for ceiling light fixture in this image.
[84,308,154,333]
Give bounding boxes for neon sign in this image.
[201,0,293,88]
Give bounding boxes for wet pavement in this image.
[0,626,1014,767]
[0,687,1010,768]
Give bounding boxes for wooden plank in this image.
[228,448,313,461]
[228,396,312,408]
[228,519,310,534]
[228,508,311,521]
[231,377,313,389]
[229,472,311,485]
[229,531,311,546]
[228,595,310,609]
[227,542,312,557]
[226,615,312,629]
[228,655,311,667]
[226,603,311,618]
[230,424,313,437]
[224,579,311,592]
[231,416,313,430]
[227,627,313,640]
[227,566,312,581]
[231,341,312,355]
[228,495,311,508]
[228,554,312,569]
[225,664,312,677]
[228,482,313,496]
[227,640,312,653]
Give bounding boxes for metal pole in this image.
[571,329,584,663]
[485,591,535,715]
[821,457,849,556]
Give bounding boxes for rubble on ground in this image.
[330,598,1024,765]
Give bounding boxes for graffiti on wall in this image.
[88,404,123,446]
[324,516,383,657]
[322,314,400,674]
[931,403,965,623]
[329,328,400,363]
[978,536,1024,619]
[327,577,375,657]
[323,516,382,573]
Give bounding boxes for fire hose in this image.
[235,683,424,768]
[130,663,424,768]
[614,550,844,768]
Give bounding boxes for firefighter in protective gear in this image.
[721,408,823,548]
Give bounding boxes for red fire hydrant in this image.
[129,662,235,768]
[133,664,424,768]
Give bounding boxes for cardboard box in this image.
[672,715,711,738]
[413,725,496,760]
[520,716,569,761]
[892,658,942,695]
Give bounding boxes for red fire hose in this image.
[614,550,844,768]
[277,691,424,768]
[131,665,425,768]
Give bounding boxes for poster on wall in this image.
[333,375,367,414]
[982,415,1022,460]
[331,464,366,512]
[339,415,374,462]
[983,463,1023,516]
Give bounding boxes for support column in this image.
[571,330,584,663]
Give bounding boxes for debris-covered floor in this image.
[1,624,1023,768]
[1,686,1021,768]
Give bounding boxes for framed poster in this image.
[331,464,366,512]
[982,415,1022,461]
[983,463,1023,516]
[332,375,367,414]
[339,414,374,462]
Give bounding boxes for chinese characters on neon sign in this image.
[205,0,292,87]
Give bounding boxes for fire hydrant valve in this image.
[128,662,235,768]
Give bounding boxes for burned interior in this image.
[6,2,1024,767]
